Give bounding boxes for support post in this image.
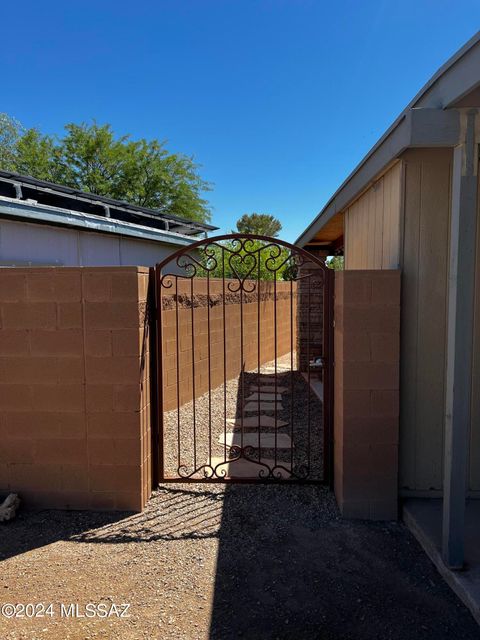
[442,109,479,569]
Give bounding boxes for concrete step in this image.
[250,385,288,393]
[209,457,292,479]
[244,401,283,412]
[226,417,288,428]
[218,432,293,449]
[245,393,283,402]
[260,366,291,374]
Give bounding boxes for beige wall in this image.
[344,162,402,270]
[335,148,480,497]
[398,149,452,494]
[0,266,152,511]
[470,167,480,492]
[161,279,296,411]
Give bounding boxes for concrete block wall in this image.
[296,264,324,371]
[161,279,296,411]
[334,270,400,520]
[0,266,151,511]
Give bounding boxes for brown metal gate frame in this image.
[151,234,334,485]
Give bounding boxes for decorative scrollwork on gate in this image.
[155,234,334,484]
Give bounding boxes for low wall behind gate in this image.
[160,279,297,411]
[0,266,152,512]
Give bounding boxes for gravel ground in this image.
[1,485,479,640]
[164,354,323,480]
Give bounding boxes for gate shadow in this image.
[208,367,341,639]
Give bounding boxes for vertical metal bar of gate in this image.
[257,258,261,459]
[153,233,334,485]
[290,276,294,473]
[149,267,159,487]
[274,275,278,467]
[155,266,165,482]
[323,267,335,487]
[222,250,227,465]
[175,277,180,473]
[190,278,197,473]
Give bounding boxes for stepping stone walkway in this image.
[245,393,283,401]
[220,368,295,478]
[226,417,288,428]
[209,457,292,479]
[250,385,288,393]
[218,432,293,449]
[244,401,283,412]
[247,374,283,382]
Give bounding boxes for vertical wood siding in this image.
[342,148,479,496]
[344,162,402,269]
[399,149,452,493]
[470,167,480,492]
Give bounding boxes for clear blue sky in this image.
[2,1,479,241]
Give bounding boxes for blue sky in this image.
[1,1,480,241]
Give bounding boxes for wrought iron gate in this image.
[153,234,334,483]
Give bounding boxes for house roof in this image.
[295,30,480,249]
[0,170,217,243]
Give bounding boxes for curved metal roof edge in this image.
[295,30,480,247]
[0,197,199,247]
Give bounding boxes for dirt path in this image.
[1,485,478,640]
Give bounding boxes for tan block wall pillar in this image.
[0,266,151,512]
[334,270,400,520]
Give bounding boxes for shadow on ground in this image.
[2,376,479,639]
[1,485,479,639]
[208,484,480,640]
[0,508,132,561]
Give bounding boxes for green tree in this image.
[0,114,212,223]
[196,239,293,281]
[14,129,60,182]
[235,213,282,237]
[0,113,23,171]
[326,255,344,270]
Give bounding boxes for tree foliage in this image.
[0,114,211,222]
[0,113,24,172]
[196,239,293,281]
[235,213,282,237]
[326,255,344,270]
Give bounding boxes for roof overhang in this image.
[296,30,480,248]
[0,197,201,247]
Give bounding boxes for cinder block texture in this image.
[160,279,297,411]
[0,266,151,512]
[334,270,400,521]
[296,261,324,372]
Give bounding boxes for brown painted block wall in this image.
[334,270,400,520]
[296,262,324,371]
[0,266,151,512]
[160,279,297,411]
